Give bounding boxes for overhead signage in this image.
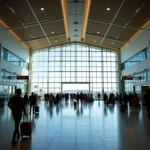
[17,76,29,80]
[122,76,133,80]
[122,76,142,80]
[4,76,29,80]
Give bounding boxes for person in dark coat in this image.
[8,89,27,144]
[29,92,37,114]
[144,90,150,118]
[123,93,128,109]
[24,93,28,106]
[104,93,108,105]
[98,93,101,99]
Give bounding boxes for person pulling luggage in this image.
[29,92,37,114]
[8,89,27,144]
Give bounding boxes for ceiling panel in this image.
[102,39,123,50]
[85,34,102,45]
[87,21,109,35]
[30,0,63,21]
[86,0,150,50]
[12,25,44,41]
[89,0,122,21]
[106,25,137,42]
[27,38,49,49]
[52,21,66,34]
[49,34,67,45]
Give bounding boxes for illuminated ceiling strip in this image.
[121,20,150,49]
[0,20,29,49]
[81,0,91,42]
[61,0,71,42]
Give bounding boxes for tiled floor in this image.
[0,100,150,150]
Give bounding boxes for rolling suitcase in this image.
[35,105,39,113]
[73,100,77,107]
[20,115,32,137]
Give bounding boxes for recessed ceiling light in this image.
[94,40,96,43]
[107,8,110,11]
[41,8,44,11]
[52,31,54,34]
[74,22,78,24]
[97,32,100,34]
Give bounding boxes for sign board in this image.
[17,76,29,80]
[122,76,142,80]
[122,76,133,80]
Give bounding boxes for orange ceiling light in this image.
[0,20,29,49]
[61,0,71,42]
[81,0,91,42]
[121,20,150,49]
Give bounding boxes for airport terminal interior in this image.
[0,0,150,149]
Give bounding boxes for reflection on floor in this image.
[0,100,150,150]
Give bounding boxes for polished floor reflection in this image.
[0,100,150,150]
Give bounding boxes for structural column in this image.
[0,44,2,82]
[28,48,32,94]
[118,49,122,94]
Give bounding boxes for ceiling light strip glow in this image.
[0,20,29,49]
[81,0,91,42]
[61,0,71,42]
[121,20,150,49]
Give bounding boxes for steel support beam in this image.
[25,33,66,42]
[100,0,125,46]
[7,19,63,30]
[89,19,142,30]
[86,32,125,43]
[26,0,51,46]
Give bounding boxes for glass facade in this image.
[0,70,28,94]
[122,47,148,70]
[32,43,118,95]
[2,47,29,70]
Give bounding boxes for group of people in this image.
[6,89,150,145]
[103,92,141,109]
[102,91,150,118]
[44,92,94,106]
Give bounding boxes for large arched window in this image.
[32,43,118,95]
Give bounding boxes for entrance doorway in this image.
[62,82,89,93]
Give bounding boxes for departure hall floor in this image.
[0,100,150,150]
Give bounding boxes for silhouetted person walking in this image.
[24,93,28,106]
[144,90,150,118]
[98,93,101,99]
[29,92,37,114]
[8,89,27,144]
